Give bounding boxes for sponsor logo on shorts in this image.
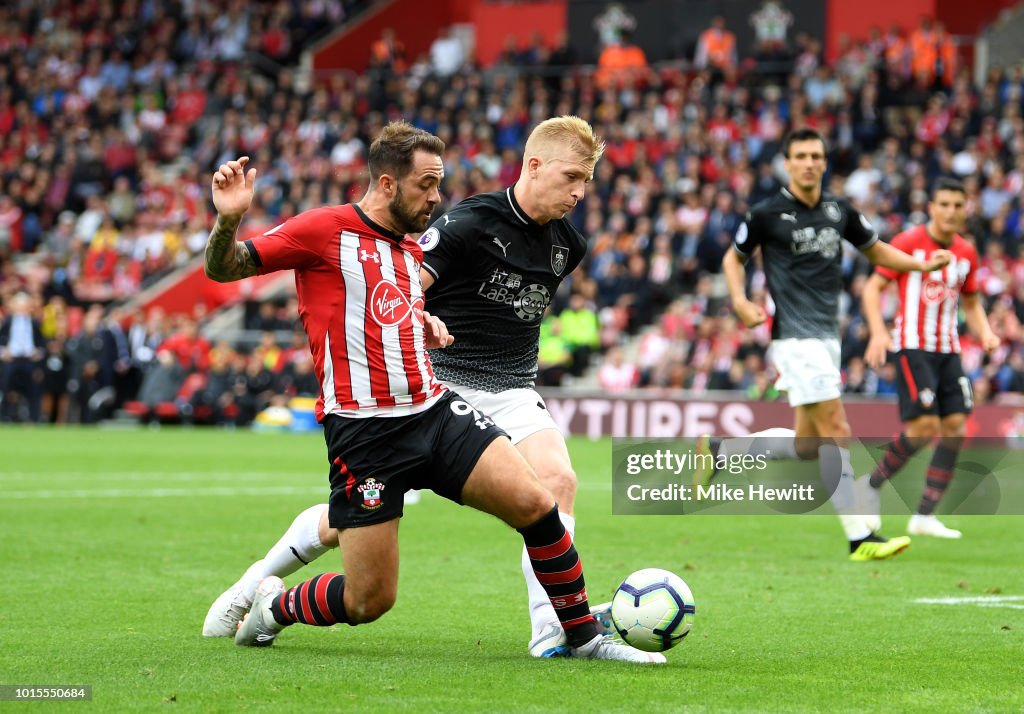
[358,478,386,510]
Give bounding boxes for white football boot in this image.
[571,634,667,663]
[202,580,251,637]
[908,514,962,539]
[235,576,286,647]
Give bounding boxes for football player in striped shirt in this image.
[858,178,1000,538]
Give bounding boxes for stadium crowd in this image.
[2,1,1024,424]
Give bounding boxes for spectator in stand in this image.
[235,352,277,427]
[254,330,284,373]
[559,294,601,378]
[596,345,639,393]
[137,347,186,412]
[41,337,70,424]
[65,305,114,424]
[694,17,737,74]
[595,28,647,90]
[369,28,407,74]
[0,292,45,422]
[192,343,239,426]
[160,316,211,371]
[536,311,573,388]
[277,352,320,399]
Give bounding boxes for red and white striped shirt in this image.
[875,224,978,354]
[246,204,445,420]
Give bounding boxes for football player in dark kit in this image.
[204,117,659,659]
[696,127,952,561]
[417,116,600,657]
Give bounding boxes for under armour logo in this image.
[780,212,797,222]
[492,237,511,256]
[359,249,380,263]
[255,633,276,643]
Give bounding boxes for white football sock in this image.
[239,504,332,601]
[718,428,798,460]
[818,445,870,541]
[522,511,576,640]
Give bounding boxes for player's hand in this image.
[418,309,454,349]
[864,333,892,370]
[980,332,1001,353]
[733,299,767,328]
[211,156,257,218]
[921,249,953,272]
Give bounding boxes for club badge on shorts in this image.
[551,245,569,276]
[358,478,385,510]
[919,388,936,408]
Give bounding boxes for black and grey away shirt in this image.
[733,187,878,340]
[419,186,587,392]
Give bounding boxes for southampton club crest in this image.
[822,202,842,223]
[357,478,385,511]
[919,388,936,408]
[551,245,569,276]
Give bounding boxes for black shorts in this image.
[324,391,507,529]
[895,349,974,422]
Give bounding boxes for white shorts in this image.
[769,337,842,408]
[442,383,560,444]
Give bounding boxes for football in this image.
[610,568,696,652]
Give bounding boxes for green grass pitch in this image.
[1,427,1021,713]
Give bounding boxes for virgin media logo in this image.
[369,280,423,328]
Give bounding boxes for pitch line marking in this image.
[1,486,326,500]
[913,595,1024,610]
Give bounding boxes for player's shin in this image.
[819,444,871,540]
[521,511,576,639]
[918,441,959,515]
[517,506,598,648]
[270,572,351,627]
[869,433,925,487]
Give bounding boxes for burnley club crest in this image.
[551,245,569,276]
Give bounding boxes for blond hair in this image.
[524,116,605,167]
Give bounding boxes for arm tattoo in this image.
[204,215,259,282]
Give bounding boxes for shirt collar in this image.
[506,185,540,228]
[353,204,405,242]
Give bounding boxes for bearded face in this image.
[388,183,432,235]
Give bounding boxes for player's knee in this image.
[830,416,851,439]
[514,481,558,526]
[538,465,577,503]
[940,417,966,440]
[794,440,819,460]
[910,417,941,441]
[346,588,396,624]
